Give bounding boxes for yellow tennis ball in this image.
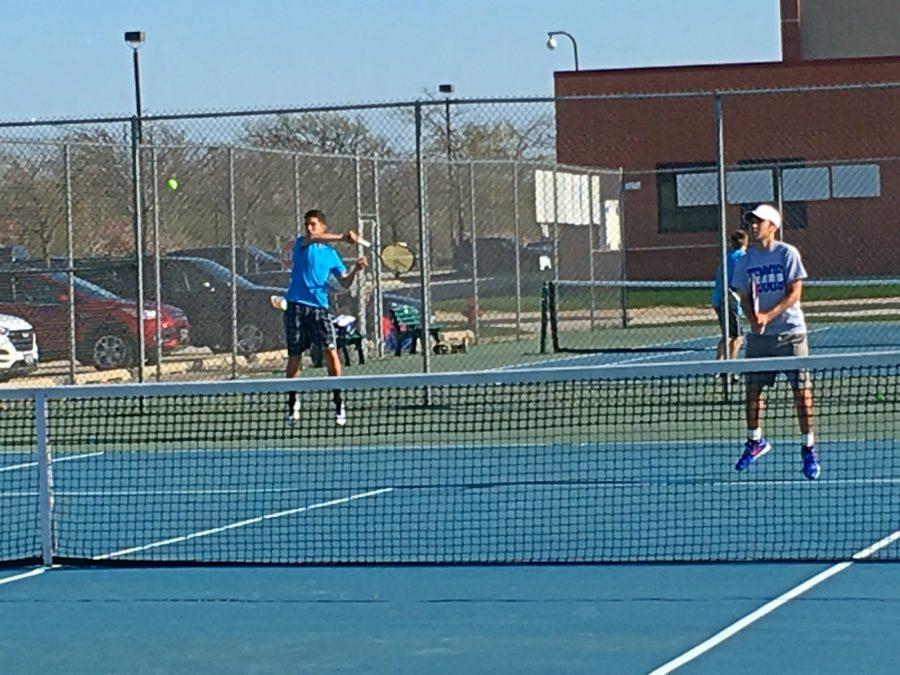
[166,177,179,191]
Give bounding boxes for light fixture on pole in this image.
[438,83,454,165]
[124,31,145,140]
[546,30,580,71]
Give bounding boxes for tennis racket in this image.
[381,242,416,275]
[750,276,764,334]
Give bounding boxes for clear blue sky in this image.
[3,0,782,121]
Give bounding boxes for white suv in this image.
[0,313,39,380]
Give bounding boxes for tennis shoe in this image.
[335,404,347,427]
[285,398,301,425]
[735,438,771,471]
[801,445,821,480]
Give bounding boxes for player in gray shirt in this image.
[730,204,820,480]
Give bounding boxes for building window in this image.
[675,172,718,206]
[726,168,774,204]
[657,162,718,232]
[782,167,829,201]
[831,164,880,198]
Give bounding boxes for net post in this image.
[548,281,560,352]
[540,281,549,353]
[34,391,54,567]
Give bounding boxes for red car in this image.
[0,270,189,370]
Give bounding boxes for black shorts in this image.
[745,332,811,389]
[284,302,337,356]
[714,304,741,339]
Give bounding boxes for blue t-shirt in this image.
[285,237,347,309]
[711,248,746,312]
[730,241,808,335]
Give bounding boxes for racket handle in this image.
[357,237,371,248]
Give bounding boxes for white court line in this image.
[0,567,50,586]
[93,487,394,560]
[649,528,900,674]
[0,452,104,473]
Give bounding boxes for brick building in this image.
[553,0,899,280]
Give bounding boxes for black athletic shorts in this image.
[284,301,337,356]
[714,303,741,339]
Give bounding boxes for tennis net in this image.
[1,351,898,565]
[542,278,900,354]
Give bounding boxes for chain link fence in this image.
[1,83,897,384]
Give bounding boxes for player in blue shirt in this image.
[711,229,748,365]
[284,209,367,426]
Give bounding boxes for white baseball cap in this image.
[745,204,782,228]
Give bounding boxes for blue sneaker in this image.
[801,445,821,480]
[735,438,771,471]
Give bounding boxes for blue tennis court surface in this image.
[2,562,898,673]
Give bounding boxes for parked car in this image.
[165,246,286,279]
[0,269,190,370]
[73,257,285,355]
[166,246,292,288]
[0,313,38,379]
[452,236,550,274]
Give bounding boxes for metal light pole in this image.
[546,31,580,71]
[125,30,146,381]
[439,83,464,251]
[125,31,145,140]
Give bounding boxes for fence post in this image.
[63,144,76,384]
[228,147,239,379]
[372,159,384,358]
[714,92,731,397]
[150,146,163,382]
[414,103,432,375]
[129,116,147,382]
[552,166,560,285]
[513,161,522,341]
[293,154,302,236]
[587,171,597,329]
[776,164,785,242]
[618,167,628,328]
[469,161,480,343]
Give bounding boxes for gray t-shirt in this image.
[730,241,807,335]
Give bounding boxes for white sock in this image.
[748,428,762,441]
[802,433,814,447]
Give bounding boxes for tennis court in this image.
[1,353,897,672]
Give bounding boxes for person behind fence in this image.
[730,204,819,480]
[711,229,748,364]
[283,209,367,426]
